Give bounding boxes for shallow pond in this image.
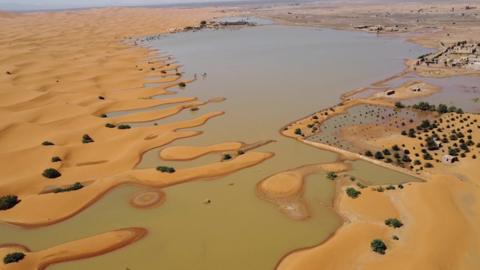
[0,21,428,270]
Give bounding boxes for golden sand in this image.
[0,228,146,270]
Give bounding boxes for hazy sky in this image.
[0,0,241,10]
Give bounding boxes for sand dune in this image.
[0,227,146,270]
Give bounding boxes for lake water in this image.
[0,23,428,270]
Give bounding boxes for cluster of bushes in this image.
[385,218,403,228]
[42,168,61,179]
[411,102,464,114]
[3,252,25,264]
[370,239,387,254]
[53,182,84,193]
[0,195,20,211]
[156,166,176,173]
[345,187,361,198]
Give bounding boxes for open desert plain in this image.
[0,0,480,269]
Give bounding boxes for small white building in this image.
[442,155,457,164]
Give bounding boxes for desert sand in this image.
[0,6,276,268]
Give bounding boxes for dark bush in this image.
[346,187,361,198]
[54,182,84,193]
[51,156,62,162]
[385,218,403,228]
[117,124,131,130]
[365,150,373,157]
[294,128,302,135]
[82,134,94,144]
[326,172,337,180]
[222,154,232,161]
[0,195,20,211]
[3,252,25,264]
[374,151,384,160]
[178,82,186,88]
[105,123,116,128]
[42,141,55,146]
[99,113,107,118]
[371,239,387,254]
[42,168,61,179]
[156,166,176,173]
[394,102,405,109]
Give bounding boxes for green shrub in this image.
[105,123,116,128]
[156,166,176,173]
[294,128,302,135]
[370,239,387,254]
[3,252,25,264]
[42,168,61,179]
[394,102,405,109]
[117,124,131,129]
[385,218,403,228]
[326,172,337,180]
[82,134,94,144]
[178,82,186,88]
[346,187,361,198]
[222,154,232,161]
[374,151,384,159]
[53,182,84,193]
[0,195,20,211]
[365,150,373,157]
[42,141,54,146]
[51,156,62,162]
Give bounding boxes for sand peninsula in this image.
[0,7,275,267]
[244,1,480,269]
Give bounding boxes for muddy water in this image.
[0,23,427,270]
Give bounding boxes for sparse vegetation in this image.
[42,168,61,179]
[370,239,387,254]
[117,124,131,129]
[156,166,176,173]
[326,172,337,180]
[3,252,25,264]
[0,195,20,211]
